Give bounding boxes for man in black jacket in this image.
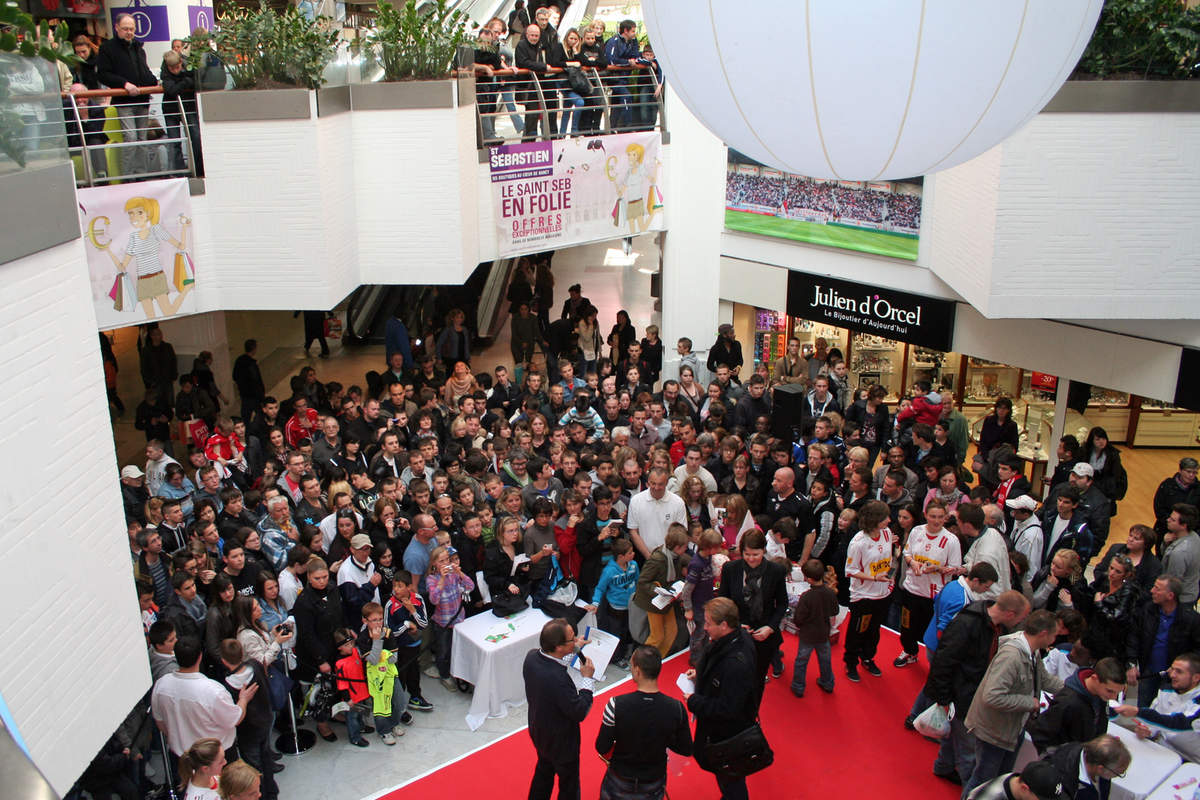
[684,597,760,800]
[1045,735,1131,800]
[524,618,595,800]
[161,50,203,175]
[1027,657,1125,755]
[1126,574,1200,706]
[232,340,266,423]
[596,646,692,799]
[96,14,157,177]
[924,591,1029,786]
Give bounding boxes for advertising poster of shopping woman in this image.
[79,178,198,330]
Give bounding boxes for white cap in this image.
[1071,462,1094,478]
[1005,495,1038,512]
[121,465,145,479]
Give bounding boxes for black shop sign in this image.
[786,272,956,351]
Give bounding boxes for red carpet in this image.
[389,630,962,799]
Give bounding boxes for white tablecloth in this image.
[451,605,597,731]
[1111,724,1183,800]
[1146,763,1200,800]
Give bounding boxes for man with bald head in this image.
[97,13,157,176]
[403,513,439,591]
[764,467,809,528]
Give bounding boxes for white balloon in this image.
[642,0,1102,180]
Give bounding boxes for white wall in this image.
[924,112,1200,319]
[0,239,151,795]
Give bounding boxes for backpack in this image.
[198,52,227,91]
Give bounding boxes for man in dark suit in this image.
[718,530,790,695]
[1045,735,1130,800]
[523,618,596,800]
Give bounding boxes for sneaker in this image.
[893,653,918,668]
[399,712,414,726]
[349,738,369,748]
[770,662,784,679]
[933,769,962,786]
[362,725,375,734]
[381,732,397,746]
[862,659,883,677]
[423,665,441,679]
[408,696,434,711]
[846,665,861,682]
[440,677,458,692]
[456,678,473,693]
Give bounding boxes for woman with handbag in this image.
[558,28,587,136]
[682,596,769,800]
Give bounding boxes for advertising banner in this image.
[787,271,956,351]
[489,131,665,257]
[79,178,198,330]
[109,0,171,42]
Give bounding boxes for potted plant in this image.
[351,0,476,109]
[185,2,339,121]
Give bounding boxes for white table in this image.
[451,605,597,731]
[1111,724,1183,800]
[1146,763,1200,800]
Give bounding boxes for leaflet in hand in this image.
[651,580,686,610]
[675,673,695,695]
[510,553,531,577]
[570,625,620,678]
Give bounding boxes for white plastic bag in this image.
[913,702,955,739]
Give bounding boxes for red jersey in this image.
[285,408,319,447]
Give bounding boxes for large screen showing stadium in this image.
[724,150,922,261]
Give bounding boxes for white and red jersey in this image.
[901,525,962,599]
[847,529,893,602]
[285,408,319,448]
[204,431,244,463]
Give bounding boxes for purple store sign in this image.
[187,5,215,33]
[488,141,554,183]
[110,0,170,42]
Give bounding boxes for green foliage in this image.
[364,0,476,82]
[1077,0,1200,78]
[0,0,76,167]
[185,3,339,90]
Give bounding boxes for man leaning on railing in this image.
[602,19,641,132]
[96,13,158,177]
[162,51,203,177]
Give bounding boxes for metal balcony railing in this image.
[56,87,201,187]
[462,63,666,145]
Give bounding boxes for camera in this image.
[277,623,293,635]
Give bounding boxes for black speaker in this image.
[1176,348,1200,412]
[771,384,807,441]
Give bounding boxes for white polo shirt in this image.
[626,488,687,551]
[151,671,243,754]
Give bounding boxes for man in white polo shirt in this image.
[627,467,687,560]
[152,636,257,761]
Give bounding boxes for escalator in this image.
[341,257,518,348]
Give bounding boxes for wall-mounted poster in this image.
[108,0,171,42]
[490,131,666,257]
[725,149,922,261]
[79,178,198,330]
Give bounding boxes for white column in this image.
[659,91,726,382]
[158,309,232,402]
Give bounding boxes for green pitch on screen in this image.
[725,210,919,261]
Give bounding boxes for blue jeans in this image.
[560,91,584,134]
[964,739,1017,798]
[609,83,631,130]
[500,90,524,132]
[346,701,370,744]
[933,716,976,782]
[791,640,833,694]
[432,622,454,679]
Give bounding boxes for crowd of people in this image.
[88,268,1200,800]
[469,13,663,143]
[726,172,923,230]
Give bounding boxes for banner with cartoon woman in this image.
[79,178,198,330]
[489,131,666,257]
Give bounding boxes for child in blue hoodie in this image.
[587,539,639,669]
